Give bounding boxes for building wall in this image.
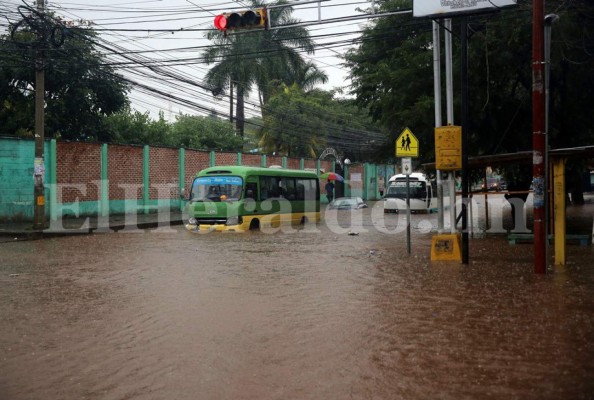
[0,139,36,220]
[348,164,365,198]
[215,152,237,166]
[56,142,101,203]
[0,137,383,220]
[108,144,143,200]
[184,149,210,192]
[149,147,179,199]
[241,153,261,167]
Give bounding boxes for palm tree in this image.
[203,0,326,140]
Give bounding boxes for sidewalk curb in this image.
[0,218,185,242]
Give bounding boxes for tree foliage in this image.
[169,115,243,151]
[103,109,170,146]
[0,21,129,140]
[258,84,383,158]
[345,0,594,165]
[203,0,326,137]
[104,111,242,151]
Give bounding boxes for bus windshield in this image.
[190,176,243,202]
[386,181,427,199]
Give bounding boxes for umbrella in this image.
[320,172,344,182]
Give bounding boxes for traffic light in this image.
[213,8,267,31]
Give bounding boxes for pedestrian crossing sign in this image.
[395,127,419,158]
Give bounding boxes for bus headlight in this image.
[226,216,242,226]
[188,217,197,225]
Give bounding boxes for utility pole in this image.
[532,0,546,274]
[33,0,46,230]
[460,17,470,264]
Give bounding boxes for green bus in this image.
[185,166,320,232]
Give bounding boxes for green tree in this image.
[259,84,383,158]
[344,0,594,164]
[104,109,170,146]
[169,115,243,151]
[0,19,129,140]
[203,0,324,138]
[259,84,327,157]
[344,0,435,162]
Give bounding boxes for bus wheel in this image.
[300,216,308,225]
[249,219,260,231]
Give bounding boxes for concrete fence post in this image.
[344,165,350,197]
[49,139,57,221]
[101,143,109,217]
[143,145,150,214]
[179,148,185,211]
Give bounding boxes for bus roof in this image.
[196,166,319,179]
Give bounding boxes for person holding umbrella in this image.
[320,172,343,203]
[325,180,335,203]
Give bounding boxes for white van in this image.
[383,173,437,213]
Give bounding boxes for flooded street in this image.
[1,203,594,400]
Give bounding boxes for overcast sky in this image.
[2,0,374,120]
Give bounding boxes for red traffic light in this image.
[214,14,227,31]
[213,8,267,31]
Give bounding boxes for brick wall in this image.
[53,143,352,201]
[242,154,261,167]
[320,160,332,172]
[216,152,237,166]
[108,145,143,200]
[304,159,316,169]
[184,149,210,192]
[266,155,283,167]
[286,157,300,169]
[149,147,179,199]
[56,142,101,203]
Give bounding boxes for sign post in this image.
[396,128,419,255]
[402,157,412,254]
[431,125,463,261]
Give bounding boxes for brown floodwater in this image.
[1,202,593,400]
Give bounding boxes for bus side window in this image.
[295,183,305,201]
[246,182,257,200]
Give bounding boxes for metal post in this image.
[406,174,411,255]
[33,0,46,230]
[433,20,444,233]
[484,168,489,232]
[544,13,559,270]
[461,16,469,264]
[532,0,546,274]
[445,18,456,234]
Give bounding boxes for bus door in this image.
[243,176,259,216]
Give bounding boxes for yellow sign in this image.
[431,234,462,261]
[435,126,462,170]
[395,127,419,157]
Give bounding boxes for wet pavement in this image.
[1,199,593,400]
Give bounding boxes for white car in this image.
[328,197,368,210]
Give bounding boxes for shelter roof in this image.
[423,145,594,169]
